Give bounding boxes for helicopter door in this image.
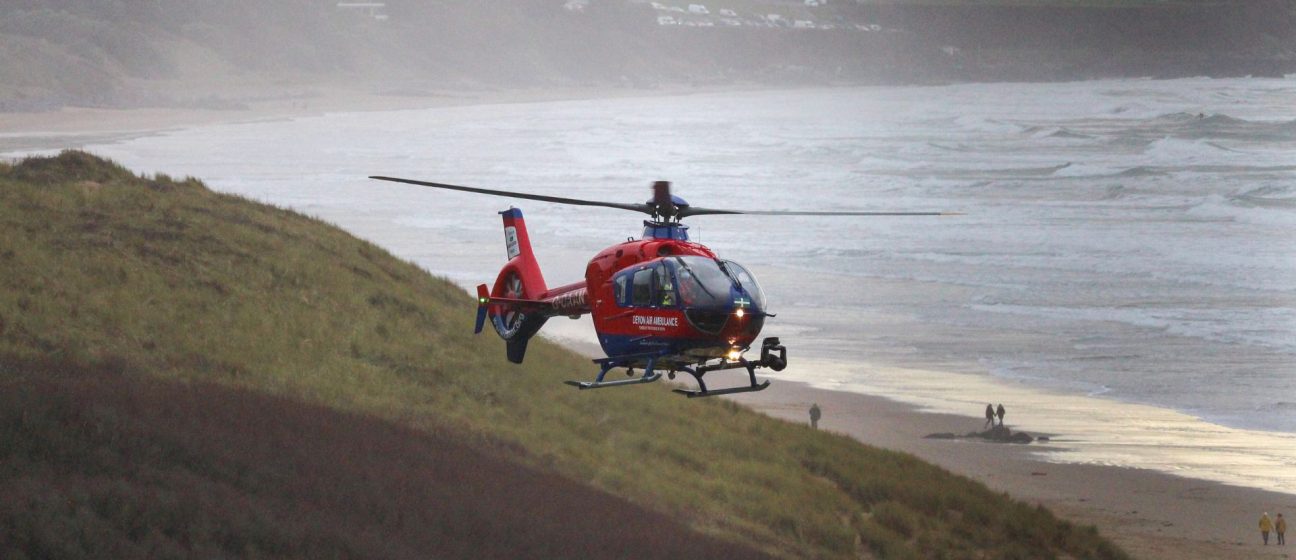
[597,260,693,359]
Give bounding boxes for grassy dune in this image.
[0,152,1128,559]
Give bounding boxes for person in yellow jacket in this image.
[1260,512,1273,545]
[1277,513,1286,546]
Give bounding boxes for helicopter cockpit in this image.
[615,256,766,334]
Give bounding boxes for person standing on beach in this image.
[1277,513,1286,545]
[809,403,821,429]
[984,404,995,430]
[1261,512,1273,545]
[995,403,1006,427]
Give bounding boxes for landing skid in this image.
[564,351,666,391]
[670,357,772,398]
[672,381,771,398]
[563,372,662,390]
[565,337,787,398]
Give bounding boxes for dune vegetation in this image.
[0,151,1128,559]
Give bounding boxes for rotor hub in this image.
[648,180,689,222]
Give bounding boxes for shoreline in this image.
[0,83,763,155]
[5,90,1295,560]
[735,377,1296,560]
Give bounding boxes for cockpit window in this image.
[631,268,654,306]
[720,260,766,310]
[656,266,677,307]
[614,274,629,305]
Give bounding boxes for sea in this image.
[8,77,1295,494]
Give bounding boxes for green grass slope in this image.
[0,152,1128,559]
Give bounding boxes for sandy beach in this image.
[739,379,1295,560]
[0,82,748,154]
[4,92,1295,560]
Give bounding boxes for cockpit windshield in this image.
[662,256,765,311]
[665,257,732,308]
[719,260,766,310]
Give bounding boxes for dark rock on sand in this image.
[925,425,1034,444]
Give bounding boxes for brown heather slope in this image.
[0,371,773,560]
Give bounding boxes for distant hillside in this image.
[0,151,1129,558]
[0,0,1292,111]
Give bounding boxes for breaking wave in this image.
[1149,112,1296,141]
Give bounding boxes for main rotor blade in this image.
[369,176,653,215]
[679,207,961,217]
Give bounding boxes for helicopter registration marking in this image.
[633,315,679,330]
[504,227,520,260]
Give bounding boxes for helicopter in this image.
[369,177,953,397]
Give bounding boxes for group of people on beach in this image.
[1260,512,1286,546]
[808,402,1014,431]
[983,403,1006,429]
[807,402,1289,549]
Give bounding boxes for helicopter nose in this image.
[728,305,764,337]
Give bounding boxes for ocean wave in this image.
[1047,163,1167,179]
[1107,102,1155,116]
[1230,186,1296,209]
[1116,166,1169,177]
[1186,194,1296,226]
[1021,126,1094,140]
[952,115,1022,134]
[1000,162,1073,176]
[1143,136,1241,161]
[1048,128,1093,140]
[1148,112,1296,141]
[1157,111,1248,126]
[927,142,974,152]
[1098,185,1129,200]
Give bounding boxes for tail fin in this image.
[499,208,546,297]
[483,208,549,363]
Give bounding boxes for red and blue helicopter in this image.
[370,177,953,397]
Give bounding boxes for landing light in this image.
[735,308,745,318]
[726,348,742,362]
